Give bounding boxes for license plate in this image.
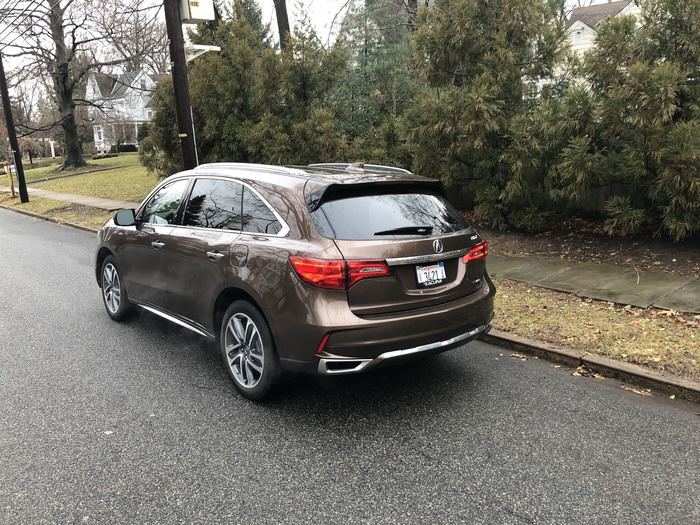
[416,262,446,287]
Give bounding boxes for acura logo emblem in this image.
[433,239,444,254]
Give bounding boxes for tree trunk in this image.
[407,0,418,31]
[273,0,291,50]
[61,109,84,167]
[48,2,85,169]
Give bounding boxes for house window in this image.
[95,126,103,143]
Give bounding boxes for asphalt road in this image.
[1,208,698,525]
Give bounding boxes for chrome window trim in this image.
[138,174,291,238]
[385,247,469,267]
[138,178,191,227]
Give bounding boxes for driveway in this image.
[1,208,698,525]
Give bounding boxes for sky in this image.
[259,0,352,44]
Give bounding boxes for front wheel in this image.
[220,301,280,400]
[100,256,133,321]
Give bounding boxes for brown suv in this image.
[95,163,495,399]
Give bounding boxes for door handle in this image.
[151,240,165,249]
[206,251,225,261]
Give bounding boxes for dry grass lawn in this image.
[0,194,111,230]
[22,153,144,183]
[494,278,699,381]
[32,153,159,202]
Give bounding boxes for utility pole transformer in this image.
[164,0,197,170]
[0,53,28,203]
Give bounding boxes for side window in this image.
[183,179,243,230]
[242,187,282,235]
[141,179,189,225]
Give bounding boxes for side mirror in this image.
[114,208,136,227]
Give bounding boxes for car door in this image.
[164,177,243,329]
[120,178,190,307]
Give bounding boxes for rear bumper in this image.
[276,273,495,374]
[317,323,490,375]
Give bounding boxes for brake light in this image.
[462,241,489,263]
[289,257,391,289]
[346,260,391,287]
[289,257,346,289]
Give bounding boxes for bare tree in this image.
[93,0,168,75]
[273,0,291,50]
[2,0,165,168]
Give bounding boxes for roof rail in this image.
[307,163,413,175]
[195,162,304,176]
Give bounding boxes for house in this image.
[568,1,641,55]
[85,69,162,153]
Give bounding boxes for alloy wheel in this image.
[224,313,265,389]
[102,263,121,314]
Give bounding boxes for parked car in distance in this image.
[95,163,495,399]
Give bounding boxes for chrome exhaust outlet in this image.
[317,358,372,375]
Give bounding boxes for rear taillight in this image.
[289,257,390,289]
[289,257,346,289]
[462,241,489,263]
[346,260,391,287]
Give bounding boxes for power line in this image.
[0,0,46,50]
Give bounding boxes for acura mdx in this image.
[95,163,495,399]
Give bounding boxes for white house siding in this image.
[87,70,157,153]
[568,21,598,56]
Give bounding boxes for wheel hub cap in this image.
[224,313,264,389]
[102,263,121,314]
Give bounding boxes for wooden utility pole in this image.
[273,0,291,50]
[163,0,197,170]
[0,52,28,203]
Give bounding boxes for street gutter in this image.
[481,329,700,403]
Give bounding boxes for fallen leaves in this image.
[621,385,652,397]
[572,366,605,379]
[493,279,700,381]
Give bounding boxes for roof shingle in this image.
[569,0,632,28]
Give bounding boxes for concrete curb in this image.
[480,329,700,403]
[0,204,99,234]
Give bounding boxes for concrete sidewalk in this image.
[0,186,138,211]
[489,254,700,314]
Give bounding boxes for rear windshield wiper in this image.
[373,226,434,236]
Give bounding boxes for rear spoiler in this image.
[304,179,443,212]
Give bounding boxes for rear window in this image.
[312,191,467,240]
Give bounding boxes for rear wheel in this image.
[219,300,280,400]
[100,256,133,321]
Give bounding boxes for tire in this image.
[219,300,280,400]
[100,255,133,321]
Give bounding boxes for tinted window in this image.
[183,179,243,230]
[142,179,189,225]
[242,187,282,235]
[313,192,467,240]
